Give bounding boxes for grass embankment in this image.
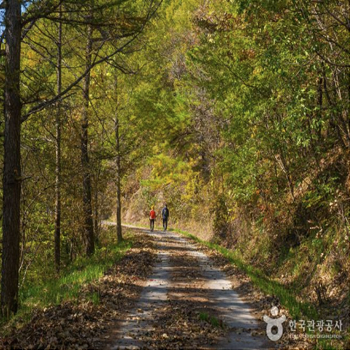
[1,229,133,329]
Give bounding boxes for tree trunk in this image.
[55,6,62,273]
[81,17,94,256]
[115,116,123,243]
[94,167,100,241]
[1,0,22,317]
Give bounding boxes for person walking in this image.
[161,204,169,231]
[149,206,156,231]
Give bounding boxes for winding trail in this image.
[105,224,274,349]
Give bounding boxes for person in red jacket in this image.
[149,206,156,231]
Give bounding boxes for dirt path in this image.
[109,231,172,349]
[2,225,282,349]
[109,227,274,349]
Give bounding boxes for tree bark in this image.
[93,167,100,241]
[81,15,94,256]
[115,115,123,243]
[1,0,22,317]
[55,5,62,273]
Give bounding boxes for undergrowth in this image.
[1,228,133,328]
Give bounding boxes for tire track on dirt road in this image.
[109,230,171,349]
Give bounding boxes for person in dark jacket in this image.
[161,204,169,231]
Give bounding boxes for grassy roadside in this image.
[0,229,133,331]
